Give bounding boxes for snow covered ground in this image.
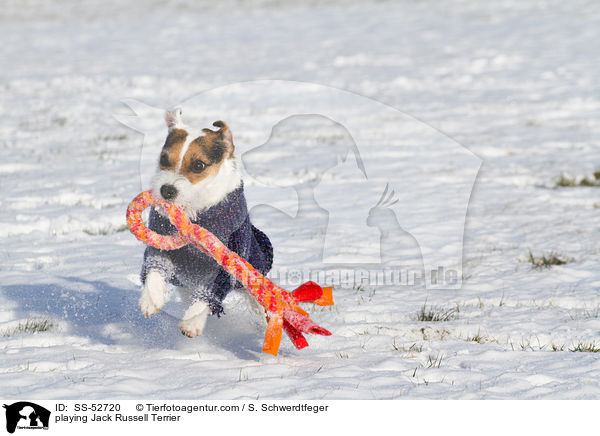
[1,0,599,400]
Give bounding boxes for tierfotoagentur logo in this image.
[116,80,481,292]
[3,402,50,433]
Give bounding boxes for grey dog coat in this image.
[140,185,273,316]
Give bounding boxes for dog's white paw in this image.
[139,271,167,318]
[179,301,210,338]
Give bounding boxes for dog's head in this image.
[152,109,241,216]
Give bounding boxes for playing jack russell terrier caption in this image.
[138,109,273,337]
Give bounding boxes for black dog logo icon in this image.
[3,402,50,433]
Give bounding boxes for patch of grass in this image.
[353,283,376,304]
[463,330,500,345]
[436,328,451,340]
[466,331,487,344]
[519,338,539,351]
[556,174,577,187]
[392,340,424,353]
[528,250,569,269]
[310,304,338,313]
[416,303,458,322]
[353,283,368,293]
[2,319,55,336]
[416,327,451,341]
[237,369,249,382]
[426,353,444,368]
[569,342,600,353]
[568,307,600,320]
[410,343,424,353]
[555,172,600,188]
[504,337,600,353]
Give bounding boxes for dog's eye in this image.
[190,159,206,173]
[159,153,170,167]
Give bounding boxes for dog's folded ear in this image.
[165,108,183,130]
[202,120,234,156]
[212,120,233,146]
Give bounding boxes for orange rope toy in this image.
[126,191,334,356]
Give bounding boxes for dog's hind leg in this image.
[139,270,168,318]
[179,300,210,338]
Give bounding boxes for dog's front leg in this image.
[179,300,210,338]
[139,270,168,317]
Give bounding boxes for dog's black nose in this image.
[160,184,177,200]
